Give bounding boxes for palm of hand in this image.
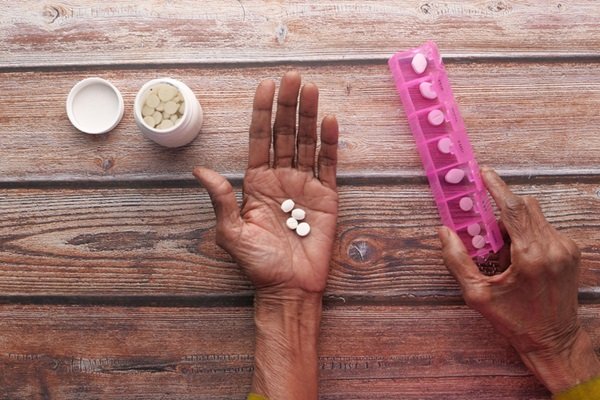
[233,167,338,293]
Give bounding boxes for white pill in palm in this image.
[472,235,486,249]
[467,223,481,236]
[296,222,311,237]
[281,199,295,213]
[428,109,445,126]
[459,197,474,212]
[437,137,452,154]
[444,168,465,184]
[291,208,306,221]
[286,217,298,230]
[419,81,437,100]
[411,53,428,74]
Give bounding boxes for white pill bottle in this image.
[134,78,203,148]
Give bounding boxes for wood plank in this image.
[3,304,599,399]
[2,1,600,68]
[1,62,599,183]
[1,183,598,299]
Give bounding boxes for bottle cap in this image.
[66,77,124,134]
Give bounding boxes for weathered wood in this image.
[4,303,599,399]
[1,62,599,183]
[1,184,598,299]
[2,1,600,68]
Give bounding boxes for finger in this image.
[193,167,242,234]
[296,83,319,174]
[438,226,481,287]
[317,115,339,189]
[273,71,302,168]
[481,167,531,244]
[248,80,276,169]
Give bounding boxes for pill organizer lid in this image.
[66,77,124,134]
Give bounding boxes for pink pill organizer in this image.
[388,41,503,259]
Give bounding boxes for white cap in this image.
[66,77,124,134]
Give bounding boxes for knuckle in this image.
[523,195,541,210]
[504,195,526,213]
[463,287,490,310]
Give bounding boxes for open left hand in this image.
[193,71,339,295]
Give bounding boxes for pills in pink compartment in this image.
[437,137,452,154]
[459,197,474,212]
[467,223,481,236]
[428,109,445,126]
[411,53,428,74]
[419,82,437,100]
[472,235,486,249]
[444,168,465,184]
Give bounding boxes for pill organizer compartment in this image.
[426,136,459,169]
[405,78,441,114]
[445,192,481,227]
[456,226,491,256]
[391,55,435,84]
[413,109,449,139]
[435,164,477,197]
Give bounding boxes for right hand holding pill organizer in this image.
[439,167,600,396]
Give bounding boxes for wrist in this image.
[517,326,600,394]
[251,289,323,400]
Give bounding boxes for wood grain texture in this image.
[4,303,599,399]
[1,183,598,299]
[1,1,600,68]
[1,62,599,183]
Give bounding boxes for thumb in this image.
[438,226,480,286]
[193,167,242,237]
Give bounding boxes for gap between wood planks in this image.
[0,288,598,307]
[1,170,599,189]
[1,54,600,73]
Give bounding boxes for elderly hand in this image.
[194,71,338,400]
[439,167,600,394]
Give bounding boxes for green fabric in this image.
[247,393,268,400]
[553,376,600,400]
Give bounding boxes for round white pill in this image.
[467,223,481,236]
[444,168,465,184]
[152,111,163,124]
[411,53,428,74]
[281,199,295,213]
[143,116,155,127]
[437,137,452,154]
[286,217,299,230]
[427,109,445,126]
[296,222,311,237]
[419,81,437,100]
[142,105,155,117]
[459,197,474,212]
[291,208,306,221]
[472,235,486,249]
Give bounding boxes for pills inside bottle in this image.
[141,83,185,130]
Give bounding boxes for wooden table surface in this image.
[1,1,599,399]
